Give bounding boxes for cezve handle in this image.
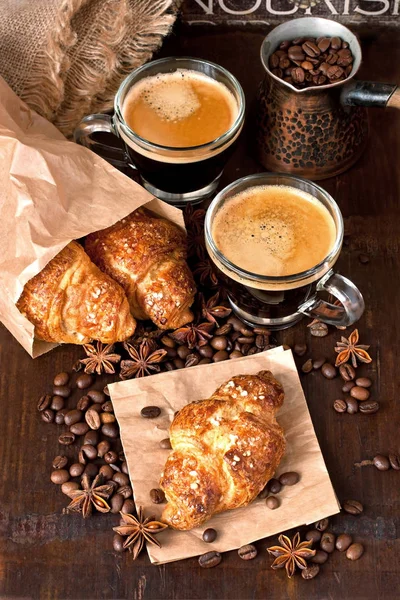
[341,81,400,109]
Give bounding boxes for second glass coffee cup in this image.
[74,57,245,206]
[205,173,364,330]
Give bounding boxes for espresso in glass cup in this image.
[74,57,245,206]
[205,173,364,330]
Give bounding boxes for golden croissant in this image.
[160,370,286,530]
[85,208,196,330]
[16,241,136,344]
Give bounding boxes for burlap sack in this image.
[0,0,181,137]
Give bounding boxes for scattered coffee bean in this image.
[113,533,125,552]
[309,321,328,337]
[159,437,172,449]
[334,399,347,413]
[141,406,161,419]
[76,373,93,389]
[70,421,90,436]
[336,533,353,552]
[238,544,257,560]
[346,397,359,414]
[315,518,329,531]
[320,532,335,553]
[101,400,114,413]
[350,386,370,401]
[343,499,363,515]
[77,395,91,411]
[51,469,70,485]
[294,343,307,356]
[346,543,364,560]
[310,550,329,564]
[301,359,313,373]
[104,450,119,464]
[117,485,133,499]
[176,346,191,360]
[358,253,369,264]
[373,454,390,471]
[99,465,114,480]
[85,408,101,430]
[64,409,83,427]
[359,401,379,414]
[121,461,129,475]
[355,377,372,389]
[342,381,356,393]
[312,357,325,370]
[84,463,99,478]
[203,528,217,543]
[389,453,400,470]
[185,353,200,368]
[213,350,229,362]
[258,484,269,499]
[339,364,355,381]
[150,488,166,504]
[37,394,52,412]
[61,481,80,497]
[321,363,337,379]
[50,396,65,411]
[211,336,228,351]
[199,551,222,568]
[87,390,105,404]
[302,565,320,580]
[305,530,321,544]
[41,409,55,423]
[55,409,68,425]
[53,385,71,398]
[97,440,111,458]
[83,430,99,446]
[121,499,135,514]
[266,496,280,510]
[100,412,116,424]
[79,444,98,463]
[109,493,124,514]
[53,372,69,387]
[279,471,299,486]
[52,455,68,470]
[69,463,85,477]
[268,478,282,494]
[59,432,75,445]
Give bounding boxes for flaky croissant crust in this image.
[160,370,286,530]
[16,241,136,344]
[85,208,196,330]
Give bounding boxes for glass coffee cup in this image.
[74,57,245,206]
[205,173,364,330]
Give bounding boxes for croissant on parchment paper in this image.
[85,208,196,330]
[16,241,136,344]
[160,370,286,530]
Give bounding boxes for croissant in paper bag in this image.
[85,208,196,330]
[160,370,286,530]
[16,241,136,344]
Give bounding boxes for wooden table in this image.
[1,21,399,600]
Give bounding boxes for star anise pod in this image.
[120,339,167,379]
[79,341,121,375]
[183,204,206,233]
[334,328,372,368]
[113,507,168,560]
[267,533,316,578]
[193,258,219,287]
[170,321,214,349]
[66,473,113,518]
[200,292,232,325]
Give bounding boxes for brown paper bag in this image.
[0,76,185,357]
[109,347,340,565]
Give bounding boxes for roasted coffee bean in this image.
[291,67,305,83]
[350,386,370,401]
[358,253,370,264]
[336,533,353,552]
[99,464,114,480]
[355,377,372,388]
[237,335,255,344]
[373,454,390,471]
[83,430,99,446]
[327,65,344,80]
[302,565,320,580]
[69,463,85,477]
[84,463,99,478]
[342,381,356,393]
[326,53,338,65]
[53,385,71,398]
[213,350,229,362]
[346,543,364,560]
[141,405,161,419]
[121,499,135,514]
[61,481,80,497]
[160,437,172,449]
[241,343,252,356]
[202,528,217,543]
[389,453,400,470]
[37,394,52,412]
[215,323,232,336]
[301,359,313,374]
[238,544,257,560]
[76,373,93,389]
[346,397,359,415]
[315,518,329,531]
[50,395,64,411]
[288,45,305,62]
[118,485,133,499]
[113,472,129,487]
[55,409,68,425]
[198,345,213,358]
[320,532,335,553]
[102,422,119,438]
[269,53,280,69]
[334,399,347,413]
[302,41,320,57]
[280,40,291,50]
[102,400,114,413]
[77,395,91,411]
[339,363,356,381]
[229,350,243,360]
[301,60,314,71]
[312,75,327,86]
[165,347,177,359]
[199,358,212,365]
[53,372,70,387]
[312,357,325,370]
[279,471,299,486]
[211,336,228,351]
[53,455,68,470]
[321,363,337,379]
[185,353,200,368]
[227,316,245,331]
[110,493,125,514]
[305,530,321,544]
[87,390,105,404]
[255,334,269,349]
[41,409,55,423]
[84,408,101,430]
[279,56,291,70]
[164,361,175,371]
[258,484,269,499]
[253,326,270,335]
[97,440,111,458]
[268,478,282,494]
[310,322,328,337]
[113,533,124,552]
[359,400,379,414]
[104,450,119,464]
[331,36,342,50]
[70,421,89,436]
[51,469,70,485]
[150,488,166,504]
[100,412,116,424]
[199,551,222,568]
[311,550,329,564]
[121,461,129,475]
[79,444,98,463]
[161,335,176,349]
[293,343,307,356]
[343,499,363,515]
[64,409,83,427]
[319,62,330,75]
[266,496,280,510]
[318,37,331,52]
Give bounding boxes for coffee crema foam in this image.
[211,185,336,279]
[122,69,238,148]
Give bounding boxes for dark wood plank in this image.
[1,21,399,600]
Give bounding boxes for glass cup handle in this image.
[298,270,365,327]
[73,113,134,169]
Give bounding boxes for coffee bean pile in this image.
[269,36,354,89]
[257,471,300,513]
